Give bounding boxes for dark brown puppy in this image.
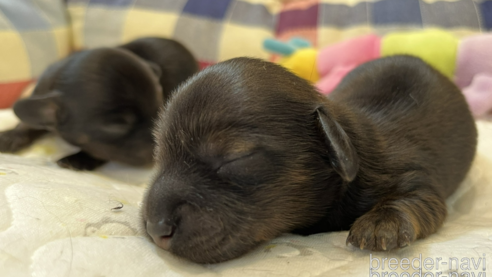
[142,56,477,264]
[0,37,198,170]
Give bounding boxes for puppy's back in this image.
[120,37,199,98]
[330,55,477,198]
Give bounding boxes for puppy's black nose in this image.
[146,219,175,250]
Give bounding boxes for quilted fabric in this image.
[0,0,71,109]
[0,110,492,276]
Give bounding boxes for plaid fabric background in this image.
[0,0,70,108]
[67,0,280,68]
[66,0,492,69]
[1,0,491,108]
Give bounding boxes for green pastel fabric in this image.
[381,29,459,78]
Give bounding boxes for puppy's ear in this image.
[316,106,359,182]
[146,61,161,78]
[13,91,61,130]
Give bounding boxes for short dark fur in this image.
[0,37,198,170]
[142,56,477,264]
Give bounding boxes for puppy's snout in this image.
[146,219,175,250]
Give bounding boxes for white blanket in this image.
[1,109,491,277]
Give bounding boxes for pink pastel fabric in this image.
[454,34,492,117]
[315,65,357,94]
[454,34,492,89]
[315,34,381,94]
[462,74,492,118]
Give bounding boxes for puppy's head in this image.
[13,47,163,165]
[142,57,359,263]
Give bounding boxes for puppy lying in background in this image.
[142,56,477,264]
[0,37,198,170]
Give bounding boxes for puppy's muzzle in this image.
[146,219,175,250]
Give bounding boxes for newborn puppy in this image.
[142,56,477,264]
[0,37,198,170]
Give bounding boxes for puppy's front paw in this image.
[346,208,416,251]
[0,129,31,153]
[57,152,106,171]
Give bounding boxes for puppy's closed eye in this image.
[217,152,257,169]
[94,112,137,138]
[216,152,271,185]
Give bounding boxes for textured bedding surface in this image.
[0,109,491,277]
